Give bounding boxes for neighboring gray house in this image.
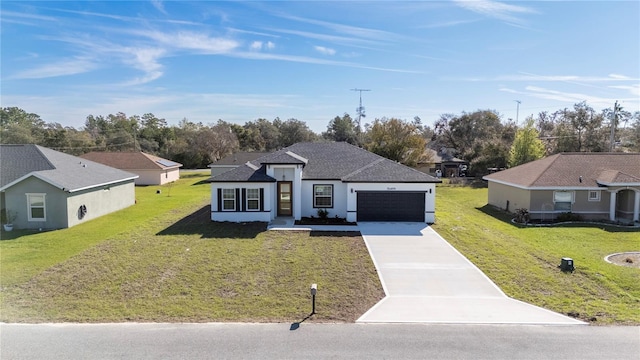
[208,142,441,223]
[80,151,182,185]
[0,144,138,230]
[483,152,640,222]
[208,152,270,177]
[415,148,468,178]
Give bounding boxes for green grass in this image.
[0,172,383,323]
[2,174,638,325]
[432,184,640,325]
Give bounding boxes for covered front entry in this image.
[357,191,425,222]
[277,181,292,216]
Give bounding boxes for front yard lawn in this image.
[432,184,640,325]
[0,172,383,323]
[2,173,638,325]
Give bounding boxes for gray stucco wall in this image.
[487,182,531,212]
[66,180,136,228]
[3,177,136,230]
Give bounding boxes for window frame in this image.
[588,190,601,202]
[313,184,333,208]
[246,188,260,211]
[553,191,574,211]
[222,189,236,211]
[26,193,47,221]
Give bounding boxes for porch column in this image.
[634,191,640,222]
[609,190,617,221]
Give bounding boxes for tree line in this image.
[1,102,638,174]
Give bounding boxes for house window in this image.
[222,189,235,211]
[314,185,333,208]
[246,188,260,211]
[588,190,601,202]
[553,191,573,211]
[27,193,46,221]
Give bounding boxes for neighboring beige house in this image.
[208,152,270,177]
[415,148,468,178]
[81,151,182,185]
[483,153,640,223]
[1,144,138,230]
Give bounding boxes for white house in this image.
[208,142,441,223]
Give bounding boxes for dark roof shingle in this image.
[1,145,139,191]
[209,142,440,183]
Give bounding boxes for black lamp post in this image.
[310,283,317,315]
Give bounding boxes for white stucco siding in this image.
[300,180,347,219]
[346,182,436,223]
[132,168,180,185]
[66,180,136,228]
[210,182,273,222]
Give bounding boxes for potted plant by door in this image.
[2,210,17,231]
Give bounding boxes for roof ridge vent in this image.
[285,151,308,164]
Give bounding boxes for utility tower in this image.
[610,100,621,151]
[351,88,371,131]
[514,100,521,125]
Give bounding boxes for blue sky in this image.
[2,1,638,133]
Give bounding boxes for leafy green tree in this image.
[0,107,46,144]
[364,117,426,166]
[323,113,359,145]
[509,117,546,167]
[434,110,513,175]
[274,118,317,147]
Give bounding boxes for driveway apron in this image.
[357,222,585,325]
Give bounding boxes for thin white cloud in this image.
[151,0,167,15]
[1,10,59,22]
[501,86,637,110]
[249,41,275,51]
[609,84,640,97]
[120,47,165,85]
[422,19,478,29]
[12,57,97,79]
[136,30,239,54]
[314,46,336,56]
[266,27,380,47]
[250,41,263,51]
[277,13,401,42]
[453,0,537,26]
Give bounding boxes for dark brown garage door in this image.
[357,191,425,222]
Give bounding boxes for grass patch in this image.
[432,185,640,325]
[1,171,383,323]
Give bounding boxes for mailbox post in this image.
[310,283,317,315]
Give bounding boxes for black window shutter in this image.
[235,188,241,211]
[259,188,264,211]
[241,188,246,212]
[217,188,222,211]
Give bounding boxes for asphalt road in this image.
[1,323,638,360]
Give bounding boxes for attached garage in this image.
[357,191,426,222]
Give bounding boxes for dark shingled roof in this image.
[209,142,440,183]
[1,144,139,192]
[483,152,640,188]
[209,152,271,166]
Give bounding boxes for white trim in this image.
[313,184,333,208]
[285,151,309,164]
[26,193,47,222]
[484,178,612,191]
[0,172,138,192]
[246,188,260,211]
[588,190,601,202]
[222,188,236,211]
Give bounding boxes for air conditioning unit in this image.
[559,257,574,272]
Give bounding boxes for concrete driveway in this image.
[357,222,585,325]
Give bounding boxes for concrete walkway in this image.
[356,222,585,325]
